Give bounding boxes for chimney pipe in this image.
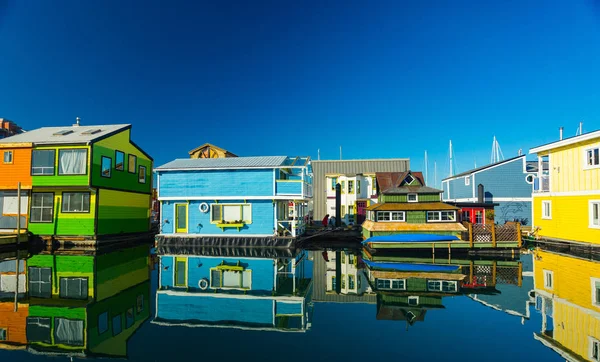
[478,184,484,203]
[559,127,563,140]
[74,117,81,127]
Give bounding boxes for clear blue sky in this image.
[1,0,599,187]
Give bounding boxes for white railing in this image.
[533,175,550,193]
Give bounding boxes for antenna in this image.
[424,150,429,185]
[577,121,584,136]
[491,136,504,164]
[434,161,437,189]
[449,140,453,177]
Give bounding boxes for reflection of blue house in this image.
[153,249,313,332]
[442,155,535,225]
[155,156,313,245]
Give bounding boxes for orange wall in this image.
[0,147,32,189]
[0,302,28,345]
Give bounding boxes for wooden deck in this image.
[0,232,28,247]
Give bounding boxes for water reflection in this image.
[0,243,151,358]
[532,248,600,361]
[153,246,313,332]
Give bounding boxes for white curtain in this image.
[55,318,84,346]
[223,205,242,222]
[59,150,87,175]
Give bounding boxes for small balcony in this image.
[533,175,549,193]
[275,180,312,198]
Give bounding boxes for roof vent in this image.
[53,130,74,136]
[73,117,81,127]
[81,129,102,135]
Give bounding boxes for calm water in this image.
[0,242,589,361]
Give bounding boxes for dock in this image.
[0,232,29,248]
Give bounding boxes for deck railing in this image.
[463,221,522,247]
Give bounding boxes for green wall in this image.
[97,189,150,235]
[95,245,150,301]
[31,146,90,187]
[406,211,426,223]
[380,193,441,203]
[364,230,462,238]
[28,191,96,237]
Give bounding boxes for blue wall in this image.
[159,169,274,197]
[494,201,532,225]
[473,159,532,198]
[159,256,275,292]
[161,200,275,235]
[275,181,302,195]
[443,176,473,200]
[276,301,303,315]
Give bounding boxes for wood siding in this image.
[545,138,600,193]
[0,302,28,345]
[381,194,440,203]
[97,189,150,235]
[32,146,90,187]
[0,146,32,189]
[533,194,600,243]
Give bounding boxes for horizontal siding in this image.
[95,245,150,301]
[159,169,274,198]
[494,200,532,225]
[97,189,150,235]
[382,194,440,203]
[406,211,426,223]
[0,147,32,189]
[28,189,96,236]
[473,158,533,198]
[275,181,302,195]
[312,159,410,220]
[31,146,90,187]
[442,177,473,200]
[276,301,302,315]
[534,194,600,243]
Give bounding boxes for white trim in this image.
[157,233,274,238]
[156,289,306,301]
[158,196,309,201]
[408,296,419,306]
[542,200,552,220]
[530,130,600,154]
[589,336,600,362]
[442,156,526,182]
[464,176,470,186]
[448,197,532,202]
[591,277,600,308]
[472,174,476,198]
[154,165,309,172]
[533,190,600,197]
[583,144,600,170]
[150,320,307,333]
[590,200,600,229]
[407,193,418,203]
[525,174,534,184]
[543,269,553,290]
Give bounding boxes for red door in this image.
[357,201,367,224]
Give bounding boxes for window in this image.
[210,269,252,289]
[31,149,55,175]
[376,211,406,222]
[348,180,354,193]
[349,275,355,289]
[475,210,483,224]
[372,177,377,195]
[591,337,600,362]
[525,174,535,184]
[544,270,553,290]
[0,328,6,341]
[26,317,51,343]
[462,210,471,222]
[542,200,552,219]
[29,267,52,298]
[0,191,28,215]
[210,204,252,223]
[112,314,122,336]
[408,296,419,306]
[115,151,125,171]
[101,156,112,178]
[404,174,415,184]
[464,176,470,186]
[98,312,108,334]
[2,150,12,164]
[58,149,87,175]
[591,278,600,307]
[136,294,144,313]
[128,154,137,173]
[376,278,406,290]
[341,181,345,194]
[54,318,84,346]
[590,201,600,228]
[126,307,135,328]
[331,276,337,290]
[341,205,346,216]
[341,252,346,263]
[30,193,54,223]
[59,277,88,299]
[61,192,90,213]
[407,193,418,202]
[331,177,337,190]
[427,211,456,222]
[348,205,354,222]
[139,166,147,183]
[427,280,458,292]
[357,180,361,194]
[357,275,362,290]
[586,147,600,168]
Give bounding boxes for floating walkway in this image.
[0,232,29,248]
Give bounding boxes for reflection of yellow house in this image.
[533,249,600,360]
[530,130,600,244]
[188,143,237,159]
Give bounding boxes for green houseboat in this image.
[362,171,467,239]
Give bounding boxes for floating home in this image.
[530,129,600,245]
[441,155,535,225]
[25,244,151,357]
[362,171,466,239]
[325,173,378,225]
[532,248,600,361]
[0,121,153,245]
[153,248,313,332]
[155,156,313,247]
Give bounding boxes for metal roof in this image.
[155,156,291,170]
[366,202,459,211]
[529,129,600,154]
[383,186,443,195]
[0,124,131,145]
[442,155,524,180]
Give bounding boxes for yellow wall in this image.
[533,195,600,244]
[534,250,600,359]
[542,138,600,193]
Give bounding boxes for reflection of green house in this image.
[25,244,150,358]
[376,294,444,325]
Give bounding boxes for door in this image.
[174,257,187,287]
[175,203,188,233]
[356,201,367,224]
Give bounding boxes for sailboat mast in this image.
[424,150,429,185]
[449,141,453,177]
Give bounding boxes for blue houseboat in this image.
[441,155,535,225]
[153,247,313,332]
[154,156,313,246]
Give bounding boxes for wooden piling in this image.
[492,260,497,286]
[516,222,522,248]
[518,261,523,287]
[468,223,473,248]
[491,223,497,248]
[16,182,21,245]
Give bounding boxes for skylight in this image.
[53,130,74,136]
[81,129,102,135]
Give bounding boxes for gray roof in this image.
[155,156,290,170]
[442,155,525,180]
[0,124,131,145]
[383,186,443,194]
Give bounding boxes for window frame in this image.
[28,267,52,298]
[590,337,600,362]
[357,180,361,194]
[57,148,88,176]
[427,210,456,222]
[407,193,418,203]
[404,174,415,184]
[115,150,125,171]
[59,277,89,300]
[427,280,458,292]
[61,192,91,213]
[525,174,535,184]
[376,211,406,222]
[128,154,137,174]
[543,270,553,290]
[408,296,419,306]
[464,176,470,186]
[2,150,13,164]
[376,278,406,290]
[331,177,337,191]
[98,312,109,335]
[101,156,112,178]
[53,317,84,347]
[590,200,600,229]
[139,165,147,184]
[584,146,600,170]
[341,181,345,194]
[136,294,144,314]
[29,192,55,224]
[31,149,56,176]
[348,180,354,194]
[591,277,600,308]
[542,200,552,220]
[112,314,122,336]
[0,328,6,341]
[210,203,253,224]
